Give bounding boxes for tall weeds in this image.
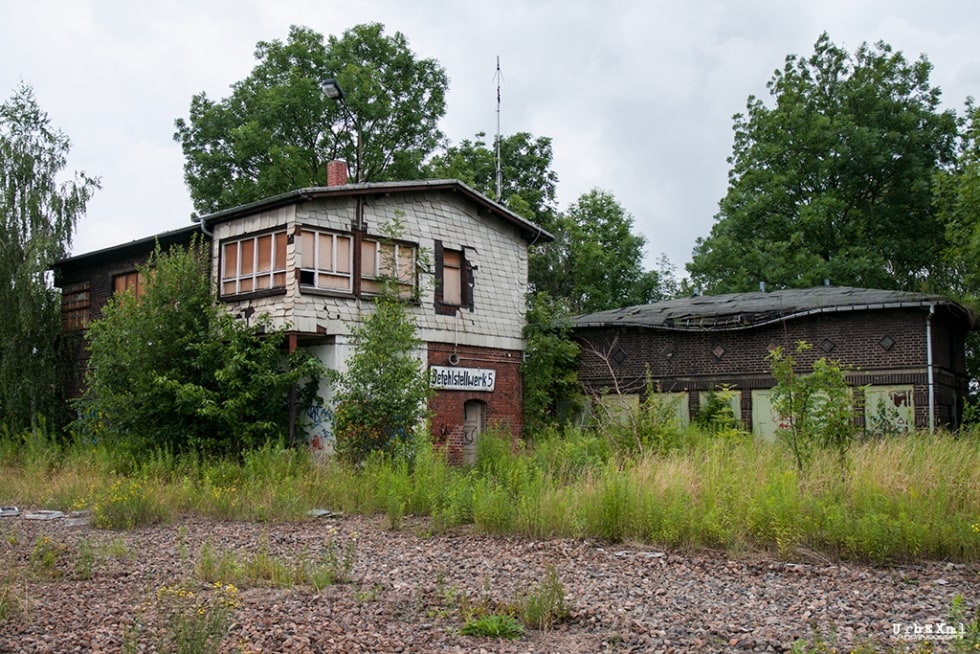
[1,426,977,563]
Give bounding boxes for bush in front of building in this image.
[331,292,431,465]
[76,240,323,459]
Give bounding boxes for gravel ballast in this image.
[1,513,977,653]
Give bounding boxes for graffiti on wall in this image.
[306,404,335,454]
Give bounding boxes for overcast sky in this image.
[2,1,978,276]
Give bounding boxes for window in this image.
[296,228,417,299]
[61,283,90,330]
[299,229,353,292]
[442,250,463,305]
[113,271,145,299]
[864,385,915,436]
[221,231,287,296]
[361,238,416,298]
[435,240,473,314]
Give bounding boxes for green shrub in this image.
[87,477,170,529]
[768,341,858,473]
[79,240,323,458]
[460,612,525,639]
[511,565,569,630]
[331,292,430,465]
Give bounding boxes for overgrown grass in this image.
[1,425,979,564]
[123,582,240,654]
[194,529,356,590]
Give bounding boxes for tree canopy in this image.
[426,133,670,311]
[425,131,560,230]
[0,84,99,433]
[688,33,959,294]
[174,23,448,215]
[936,101,980,296]
[546,189,665,314]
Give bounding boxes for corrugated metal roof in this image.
[572,286,976,331]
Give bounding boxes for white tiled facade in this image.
[207,183,540,454]
[210,190,529,351]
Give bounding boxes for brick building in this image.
[571,287,975,439]
[55,165,551,462]
[54,225,205,400]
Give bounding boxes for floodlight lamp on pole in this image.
[320,78,361,183]
[320,78,345,101]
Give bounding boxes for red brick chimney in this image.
[326,160,349,187]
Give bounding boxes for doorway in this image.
[462,400,486,466]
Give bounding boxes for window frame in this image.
[61,282,91,331]
[298,227,354,293]
[360,237,418,298]
[219,228,289,298]
[295,225,419,300]
[434,240,473,314]
[113,271,145,300]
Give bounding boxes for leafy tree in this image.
[79,240,322,457]
[425,131,565,300]
[425,131,559,228]
[0,84,99,433]
[427,131,674,312]
[174,23,448,215]
[522,292,582,435]
[936,101,980,296]
[551,189,665,313]
[935,102,980,411]
[767,341,857,473]
[330,291,431,465]
[689,33,959,294]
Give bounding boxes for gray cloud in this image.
[1,0,976,275]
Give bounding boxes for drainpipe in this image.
[288,333,298,447]
[194,214,213,237]
[926,304,935,433]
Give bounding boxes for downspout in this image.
[288,333,298,447]
[195,214,213,237]
[926,304,935,433]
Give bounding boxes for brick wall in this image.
[575,306,970,430]
[56,229,205,399]
[427,342,523,464]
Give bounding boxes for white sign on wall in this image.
[430,366,496,392]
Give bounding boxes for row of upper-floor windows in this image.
[61,227,474,331]
[218,226,472,309]
[294,228,416,298]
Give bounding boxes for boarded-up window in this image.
[299,229,353,292]
[698,389,742,426]
[650,391,691,428]
[751,389,782,443]
[62,283,90,330]
[113,271,145,300]
[221,230,287,295]
[864,385,915,436]
[435,241,473,314]
[752,388,852,442]
[442,250,462,305]
[594,393,640,427]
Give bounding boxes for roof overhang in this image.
[572,287,978,332]
[198,179,555,245]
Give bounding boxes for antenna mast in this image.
[494,56,502,202]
